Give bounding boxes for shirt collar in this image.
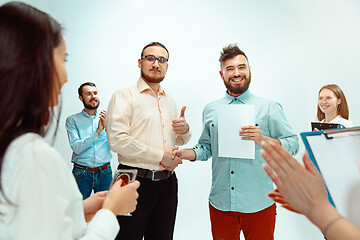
[137,77,166,96]
[333,115,341,121]
[81,109,97,118]
[225,89,251,104]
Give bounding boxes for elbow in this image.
[70,143,83,155]
[107,131,131,154]
[72,147,82,155]
[107,138,127,155]
[291,141,299,156]
[107,142,118,153]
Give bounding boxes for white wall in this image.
[3,0,360,239]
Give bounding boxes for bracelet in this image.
[322,216,344,236]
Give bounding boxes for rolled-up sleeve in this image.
[176,130,192,146]
[193,108,213,161]
[268,102,299,155]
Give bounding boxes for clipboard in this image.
[300,127,360,219]
[310,122,341,131]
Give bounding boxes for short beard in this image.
[141,69,165,83]
[83,99,99,110]
[224,72,251,96]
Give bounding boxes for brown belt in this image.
[74,163,110,172]
[118,164,173,181]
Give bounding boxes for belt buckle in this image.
[151,171,160,181]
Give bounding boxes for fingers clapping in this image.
[261,142,329,217]
[96,110,107,134]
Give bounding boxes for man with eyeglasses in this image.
[106,42,191,240]
[173,44,299,240]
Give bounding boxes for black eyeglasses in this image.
[141,55,168,64]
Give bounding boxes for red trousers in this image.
[209,202,276,240]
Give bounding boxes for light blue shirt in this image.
[193,90,299,213]
[65,110,112,167]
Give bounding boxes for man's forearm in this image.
[264,136,281,146]
[180,149,196,161]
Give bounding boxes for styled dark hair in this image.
[141,42,169,59]
[78,82,96,96]
[0,2,62,191]
[317,84,349,121]
[219,44,248,69]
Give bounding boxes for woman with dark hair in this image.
[0,2,139,239]
[317,84,353,128]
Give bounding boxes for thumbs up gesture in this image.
[172,106,189,135]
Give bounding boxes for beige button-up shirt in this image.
[106,78,191,171]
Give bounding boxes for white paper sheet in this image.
[218,105,255,159]
[307,133,360,221]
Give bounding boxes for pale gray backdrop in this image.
[3,0,360,239]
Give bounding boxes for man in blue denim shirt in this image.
[174,44,299,240]
[66,82,113,199]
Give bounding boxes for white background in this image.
[3,0,360,239]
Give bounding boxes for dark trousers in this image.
[115,170,178,240]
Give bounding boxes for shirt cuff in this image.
[278,138,294,154]
[180,130,192,145]
[147,146,164,165]
[192,146,203,162]
[86,208,119,239]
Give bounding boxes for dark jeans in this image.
[116,170,178,240]
[72,163,112,199]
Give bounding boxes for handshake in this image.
[160,147,185,171]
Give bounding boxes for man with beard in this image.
[106,42,191,240]
[173,44,299,240]
[65,82,113,199]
